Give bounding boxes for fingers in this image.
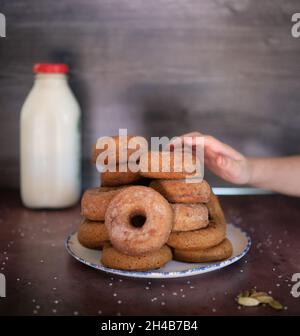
[205,153,231,180]
[170,132,250,184]
[210,153,249,184]
[170,132,203,148]
[171,132,244,162]
[189,136,248,184]
[204,135,244,161]
[204,151,225,177]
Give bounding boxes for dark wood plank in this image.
[0,1,300,188]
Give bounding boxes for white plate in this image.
[66,224,251,279]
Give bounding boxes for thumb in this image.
[216,154,245,184]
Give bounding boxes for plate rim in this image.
[65,224,251,278]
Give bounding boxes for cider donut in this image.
[207,192,226,224]
[101,244,172,271]
[101,163,141,187]
[105,186,173,256]
[167,194,226,250]
[173,238,233,262]
[150,179,211,203]
[167,193,226,250]
[139,151,199,179]
[92,135,145,164]
[172,203,209,232]
[167,219,226,250]
[81,187,125,221]
[78,219,109,249]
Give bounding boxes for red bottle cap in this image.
[33,63,69,74]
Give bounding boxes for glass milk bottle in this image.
[20,63,81,208]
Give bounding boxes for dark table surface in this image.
[0,189,299,316]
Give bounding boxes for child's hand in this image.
[172,132,253,185]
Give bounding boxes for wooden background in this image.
[0,0,299,189]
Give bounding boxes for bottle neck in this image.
[34,73,68,88]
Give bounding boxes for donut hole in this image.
[130,213,147,228]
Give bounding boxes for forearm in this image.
[247,156,300,196]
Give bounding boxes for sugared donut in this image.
[167,219,226,250]
[92,135,145,164]
[101,163,141,187]
[139,151,200,179]
[81,187,125,221]
[167,193,226,250]
[207,192,225,224]
[105,186,173,256]
[172,203,209,232]
[78,219,109,249]
[173,238,233,262]
[101,244,172,271]
[150,179,211,203]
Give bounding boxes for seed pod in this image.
[237,296,260,307]
[252,295,273,304]
[268,299,283,310]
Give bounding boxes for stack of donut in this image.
[77,135,233,271]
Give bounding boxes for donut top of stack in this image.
[92,134,202,182]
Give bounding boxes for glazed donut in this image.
[81,187,126,221]
[92,135,146,164]
[101,244,172,271]
[173,238,233,262]
[150,179,211,203]
[101,163,141,187]
[78,219,109,249]
[172,203,209,232]
[139,151,200,179]
[105,186,173,256]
